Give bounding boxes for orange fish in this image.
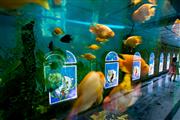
[131,0,142,5]
[124,36,142,48]
[53,27,64,36]
[0,0,50,10]
[68,71,105,119]
[88,44,101,50]
[118,54,149,76]
[81,53,96,60]
[89,24,115,42]
[148,0,157,5]
[132,3,156,23]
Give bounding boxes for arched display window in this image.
[132,52,141,81]
[159,53,164,72]
[149,52,155,76]
[104,51,119,89]
[44,50,77,105]
[166,53,170,70]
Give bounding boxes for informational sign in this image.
[44,50,77,105]
[159,53,164,72]
[104,51,119,89]
[132,52,141,81]
[148,81,153,93]
[149,53,155,76]
[166,53,170,70]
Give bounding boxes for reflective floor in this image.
[62,74,180,120]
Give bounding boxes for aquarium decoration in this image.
[132,52,141,81]
[149,52,155,76]
[44,50,77,105]
[104,51,119,89]
[159,53,164,72]
[166,53,170,70]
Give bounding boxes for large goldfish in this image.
[132,3,156,23]
[0,0,50,10]
[123,36,142,48]
[89,24,115,42]
[103,81,141,113]
[118,54,149,76]
[67,71,105,119]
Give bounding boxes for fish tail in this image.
[35,0,50,10]
[69,96,83,117]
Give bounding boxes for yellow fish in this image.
[131,0,142,5]
[53,27,64,36]
[0,0,50,10]
[88,44,100,50]
[118,54,149,76]
[148,0,157,5]
[124,36,142,48]
[81,53,96,60]
[132,3,156,23]
[68,71,105,119]
[89,24,115,42]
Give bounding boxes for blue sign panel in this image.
[149,53,155,76]
[132,61,141,80]
[44,65,77,105]
[132,52,141,81]
[166,53,170,70]
[104,51,119,89]
[104,62,119,89]
[159,53,164,72]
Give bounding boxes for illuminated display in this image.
[149,53,155,76]
[44,50,77,105]
[132,52,141,81]
[159,53,164,72]
[166,53,170,70]
[104,51,119,89]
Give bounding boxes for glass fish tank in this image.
[0,0,180,120]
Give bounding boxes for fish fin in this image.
[35,0,50,10]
